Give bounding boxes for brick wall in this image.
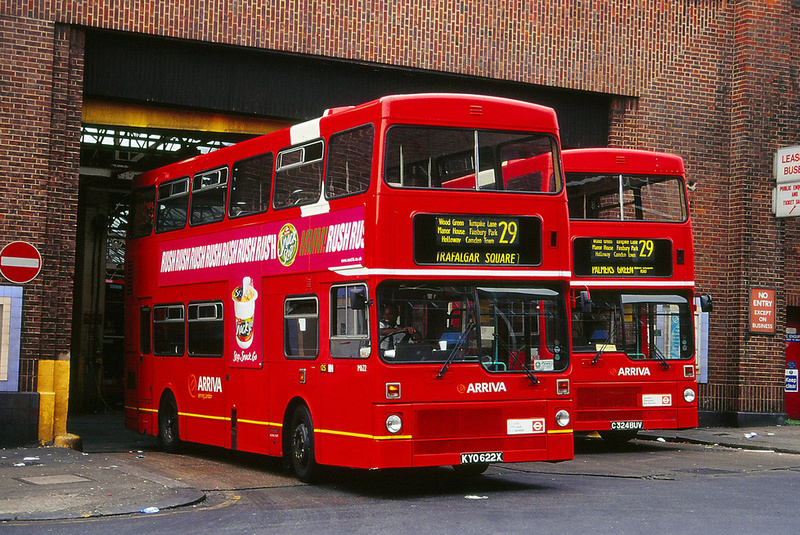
[1,1,799,417]
[0,15,82,391]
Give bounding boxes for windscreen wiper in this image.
[591,320,621,364]
[651,344,671,370]
[492,334,539,386]
[436,322,475,379]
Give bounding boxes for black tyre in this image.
[157,392,181,453]
[598,430,638,446]
[289,405,318,483]
[452,462,489,477]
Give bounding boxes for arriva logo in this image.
[615,367,651,377]
[189,374,223,399]
[198,376,223,392]
[460,381,508,394]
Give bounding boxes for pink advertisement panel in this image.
[157,206,364,368]
[157,206,365,286]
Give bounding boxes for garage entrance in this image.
[71,30,615,412]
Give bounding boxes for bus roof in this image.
[133,93,561,190]
[562,148,684,176]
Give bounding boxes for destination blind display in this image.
[414,214,541,266]
[573,237,672,277]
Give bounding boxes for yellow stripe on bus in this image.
[128,406,563,440]
[179,411,228,422]
[315,428,412,441]
[237,418,281,427]
[125,405,157,413]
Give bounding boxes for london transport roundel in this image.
[0,241,42,284]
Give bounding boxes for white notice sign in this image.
[773,181,800,217]
[775,145,800,184]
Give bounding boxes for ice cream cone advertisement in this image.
[231,276,261,366]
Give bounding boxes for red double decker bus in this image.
[564,148,706,443]
[125,94,573,481]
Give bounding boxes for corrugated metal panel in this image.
[84,31,610,147]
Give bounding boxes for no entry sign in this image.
[0,241,42,284]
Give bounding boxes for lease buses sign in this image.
[413,214,541,266]
[573,237,672,277]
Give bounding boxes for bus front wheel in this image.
[599,430,638,446]
[452,463,489,477]
[289,405,318,483]
[157,393,181,453]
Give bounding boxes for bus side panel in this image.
[227,367,271,454]
[226,271,270,455]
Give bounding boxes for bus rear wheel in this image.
[289,405,318,483]
[157,393,181,453]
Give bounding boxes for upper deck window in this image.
[129,186,155,239]
[326,125,373,199]
[229,153,273,218]
[566,173,687,221]
[156,177,189,233]
[384,127,561,193]
[190,167,228,226]
[274,140,324,208]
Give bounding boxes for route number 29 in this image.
[637,239,654,257]
[499,221,518,244]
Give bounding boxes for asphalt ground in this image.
[2,413,800,521]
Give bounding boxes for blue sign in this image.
[786,369,799,393]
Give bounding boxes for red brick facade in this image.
[1,1,799,419]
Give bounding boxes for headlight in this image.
[385,414,402,434]
[555,410,570,427]
[683,388,696,403]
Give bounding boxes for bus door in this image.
[125,302,153,433]
[313,283,373,467]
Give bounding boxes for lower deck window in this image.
[284,296,318,358]
[153,304,185,356]
[330,284,369,358]
[571,292,694,360]
[187,301,224,357]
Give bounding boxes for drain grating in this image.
[16,474,93,485]
[674,468,738,475]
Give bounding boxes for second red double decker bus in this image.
[564,148,705,443]
[125,94,574,481]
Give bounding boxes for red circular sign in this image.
[0,241,42,284]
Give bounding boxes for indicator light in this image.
[386,382,401,399]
